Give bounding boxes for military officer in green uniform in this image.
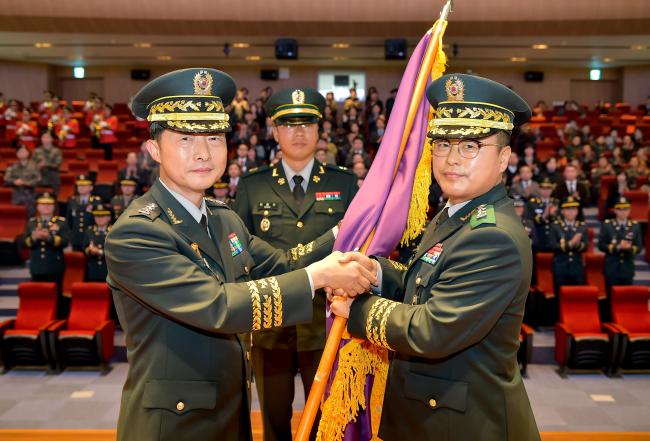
[111,178,138,219]
[550,196,588,295]
[83,201,113,282]
[66,175,101,251]
[24,192,70,318]
[234,88,358,441]
[597,196,643,319]
[331,74,541,441]
[104,68,376,441]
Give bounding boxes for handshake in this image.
[307,251,378,318]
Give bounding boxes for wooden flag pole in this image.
[294,2,453,440]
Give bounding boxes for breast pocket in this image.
[314,200,345,219]
[252,204,284,239]
[410,265,434,305]
[232,249,255,281]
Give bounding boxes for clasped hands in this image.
[308,251,378,319]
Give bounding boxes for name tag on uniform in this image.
[228,233,244,256]
[316,191,341,201]
[421,243,443,265]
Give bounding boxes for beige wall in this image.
[1,61,642,109]
[0,61,51,105]
[622,65,650,107]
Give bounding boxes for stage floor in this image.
[0,363,649,434]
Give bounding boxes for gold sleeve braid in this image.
[388,259,408,271]
[247,276,283,331]
[289,241,314,261]
[365,298,398,350]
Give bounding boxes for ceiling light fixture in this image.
[332,43,350,49]
[245,55,261,61]
[134,43,152,48]
[34,42,52,48]
[511,57,527,62]
[232,43,250,48]
[631,44,647,50]
[157,55,172,61]
[532,44,548,50]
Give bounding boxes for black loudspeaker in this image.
[260,69,279,81]
[275,38,298,60]
[334,75,349,87]
[524,71,544,82]
[131,69,151,81]
[385,39,407,60]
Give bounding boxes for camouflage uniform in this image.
[4,160,41,216]
[32,145,63,194]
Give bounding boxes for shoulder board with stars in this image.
[469,204,496,229]
[204,197,230,208]
[324,162,354,175]
[631,220,638,225]
[52,216,66,222]
[131,201,161,221]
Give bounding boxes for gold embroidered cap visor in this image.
[265,87,326,125]
[35,194,56,204]
[130,67,237,134]
[426,73,532,140]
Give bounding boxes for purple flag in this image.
[323,31,434,440]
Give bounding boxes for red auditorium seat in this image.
[584,253,607,300]
[534,140,558,162]
[84,149,105,162]
[0,205,27,242]
[586,227,595,253]
[95,160,119,184]
[113,149,132,165]
[518,323,534,377]
[66,160,89,176]
[538,124,558,139]
[534,252,555,299]
[0,187,12,204]
[555,286,620,376]
[599,175,617,219]
[62,251,86,298]
[0,282,58,372]
[57,173,76,202]
[610,286,650,371]
[623,190,648,222]
[49,282,114,374]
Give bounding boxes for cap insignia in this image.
[292,89,305,105]
[193,70,213,96]
[445,76,465,101]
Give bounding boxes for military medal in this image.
[260,217,271,232]
[421,243,443,265]
[228,233,244,256]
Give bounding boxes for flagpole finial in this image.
[440,0,453,21]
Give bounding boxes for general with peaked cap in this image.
[105,69,375,441]
[335,73,541,441]
[24,192,71,318]
[235,87,357,441]
[550,195,588,296]
[597,196,643,314]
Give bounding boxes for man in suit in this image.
[234,143,256,174]
[332,74,540,440]
[551,163,590,206]
[104,68,376,441]
[510,165,540,199]
[234,88,358,441]
[117,152,147,194]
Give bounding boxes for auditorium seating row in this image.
[0,282,115,374]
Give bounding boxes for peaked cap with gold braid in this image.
[425,73,531,139]
[265,87,326,125]
[130,68,237,133]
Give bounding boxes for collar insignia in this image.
[166,208,183,224]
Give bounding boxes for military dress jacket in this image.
[83,225,111,282]
[348,184,540,441]
[105,180,334,441]
[549,219,588,271]
[24,216,70,276]
[234,160,357,351]
[597,218,643,279]
[66,195,102,249]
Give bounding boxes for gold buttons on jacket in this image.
[244,266,250,274]
[246,351,250,361]
[296,221,304,229]
[415,277,422,285]
[176,401,185,411]
[429,398,437,408]
[327,207,334,214]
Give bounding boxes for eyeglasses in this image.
[431,139,503,159]
[277,123,315,130]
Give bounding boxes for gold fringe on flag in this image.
[400,28,448,246]
[316,338,389,441]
